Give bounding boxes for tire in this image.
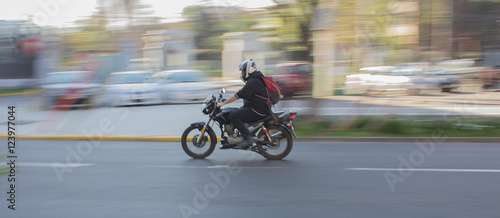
[441,87,451,92]
[81,95,97,109]
[257,126,293,160]
[181,126,217,159]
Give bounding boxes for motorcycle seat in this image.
[246,111,290,126]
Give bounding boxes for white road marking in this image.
[164,151,183,154]
[1,162,93,167]
[146,165,227,169]
[148,165,287,169]
[345,168,500,173]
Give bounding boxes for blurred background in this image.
[0,0,499,109]
[2,3,500,216]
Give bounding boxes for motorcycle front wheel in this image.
[257,126,293,160]
[181,126,217,159]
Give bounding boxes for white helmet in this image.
[239,59,257,82]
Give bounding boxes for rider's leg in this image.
[227,107,263,148]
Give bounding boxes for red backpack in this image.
[256,76,281,106]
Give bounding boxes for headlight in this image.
[201,96,214,115]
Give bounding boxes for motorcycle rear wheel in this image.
[257,126,293,160]
[181,126,217,159]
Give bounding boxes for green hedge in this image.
[293,115,500,137]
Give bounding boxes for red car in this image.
[273,62,313,97]
[476,66,500,89]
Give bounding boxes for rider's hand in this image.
[216,102,224,108]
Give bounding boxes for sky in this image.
[0,0,276,27]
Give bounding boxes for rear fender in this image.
[281,123,298,139]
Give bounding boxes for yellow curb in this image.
[0,89,44,97]
[0,135,180,142]
[0,135,221,142]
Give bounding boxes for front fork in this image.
[197,118,212,144]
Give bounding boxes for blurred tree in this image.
[271,0,320,61]
[100,0,161,27]
[64,8,119,52]
[182,6,257,50]
[331,0,399,68]
[182,6,225,50]
[59,12,114,68]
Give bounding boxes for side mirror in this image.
[220,88,226,94]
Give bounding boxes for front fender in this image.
[190,121,206,130]
[189,122,217,144]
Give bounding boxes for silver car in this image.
[101,71,162,106]
[153,70,218,103]
[345,64,460,95]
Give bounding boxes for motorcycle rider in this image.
[216,59,270,149]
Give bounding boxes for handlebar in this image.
[216,88,226,104]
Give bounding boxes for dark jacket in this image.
[234,71,269,116]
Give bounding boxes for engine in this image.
[225,124,243,145]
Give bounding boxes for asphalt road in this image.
[2,140,500,217]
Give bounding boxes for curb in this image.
[0,135,183,142]
[0,89,43,97]
[0,135,499,143]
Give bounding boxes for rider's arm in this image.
[218,77,260,107]
[217,94,237,107]
[234,79,257,99]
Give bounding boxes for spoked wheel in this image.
[181,126,217,159]
[257,126,293,160]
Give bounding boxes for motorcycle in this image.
[181,88,298,160]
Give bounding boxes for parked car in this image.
[393,64,461,92]
[435,58,500,90]
[344,64,461,95]
[101,71,162,106]
[476,66,500,90]
[41,71,100,109]
[421,67,461,92]
[153,70,218,103]
[273,62,313,97]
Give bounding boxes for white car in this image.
[153,70,218,103]
[344,66,414,95]
[345,65,460,95]
[102,71,162,106]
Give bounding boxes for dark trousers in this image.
[227,107,265,140]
